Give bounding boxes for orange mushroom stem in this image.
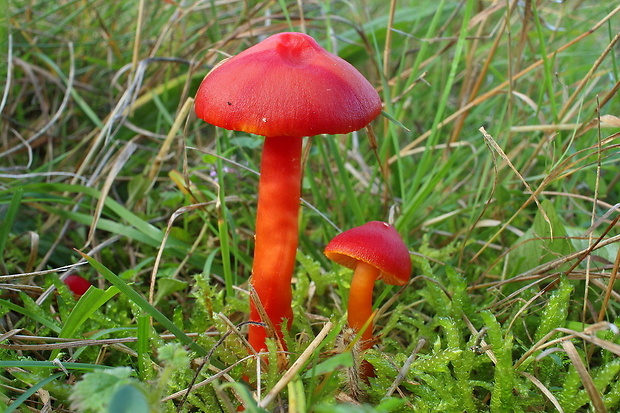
[248,135,302,350]
[347,261,381,345]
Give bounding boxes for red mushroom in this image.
[63,274,92,297]
[324,221,411,353]
[194,32,382,352]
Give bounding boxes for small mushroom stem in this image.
[348,260,380,347]
[248,135,303,352]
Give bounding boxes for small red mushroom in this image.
[63,274,92,297]
[194,32,382,353]
[324,221,411,373]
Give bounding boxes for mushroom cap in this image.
[324,221,411,286]
[194,32,382,138]
[63,274,92,296]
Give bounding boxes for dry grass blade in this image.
[4,332,202,343]
[2,337,139,352]
[145,97,194,192]
[597,245,620,323]
[539,193,617,213]
[0,329,23,343]
[0,284,43,293]
[457,129,498,266]
[162,355,255,403]
[374,275,420,323]
[483,274,556,310]
[0,42,75,159]
[86,141,137,247]
[216,312,258,357]
[479,233,620,291]
[506,279,560,332]
[384,338,426,398]
[383,0,397,79]
[563,215,620,277]
[510,121,620,133]
[0,263,87,282]
[148,201,216,305]
[0,34,12,114]
[1,332,207,357]
[19,231,39,273]
[474,127,551,260]
[557,328,620,358]
[248,284,289,370]
[518,371,564,413]
[463,317,497,364]
[561,340,607,413]
[581,101,604,335]
[258,321,333,409]
[515,322,620,369]
[176,314,258,411]
[131,0,146,80]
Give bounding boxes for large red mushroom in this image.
[194,32,382,353]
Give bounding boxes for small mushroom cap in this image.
[194,32,382,138]
[324,221,411,286]
[63,274,92,296]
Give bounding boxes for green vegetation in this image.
[1,0,620,412]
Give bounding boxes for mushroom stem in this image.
[248,135,303,352]
[348,260,380,347]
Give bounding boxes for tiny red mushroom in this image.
[63,274,92,297]
[194,32,382,352]
[324,221,411,350]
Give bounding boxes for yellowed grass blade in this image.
[562,340,607,413]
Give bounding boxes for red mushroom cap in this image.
[324,221,411,286]
[63,274,92,296]
[194,32,382,138]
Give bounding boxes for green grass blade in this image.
[0,187,22,266]
[5,372,64,413]
[49,285,120,360]
[0,360,111,370]
[216,138,234,298]
[0,297,61,333]
[136,314,150,380]
[76,250,208,357]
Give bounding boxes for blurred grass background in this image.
[1,0,620,411]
